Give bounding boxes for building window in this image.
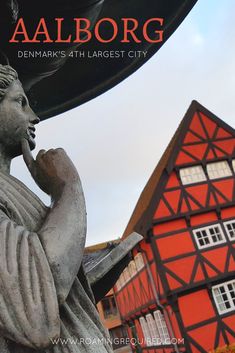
[123,268,130,283]
[179,165,206,185]
[193,224,226,249]
[101,295,118,319]
[139,317,151,346]
[128,260,137,278]
[146,314,160,345]
[207,161,232,180]
[224,220,235,240]
[153,311,170,344]
[118,273,125,288]
[140,312,170,347]
[232,160,235,173]
[115,279,121,291]
[134,253,145,271]
[109,326,129,350]
[212,280,235,314]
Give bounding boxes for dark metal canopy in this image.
[0,0,197,120]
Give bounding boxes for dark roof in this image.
[122,100,235,239]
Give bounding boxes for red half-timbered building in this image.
[113,101,235,353]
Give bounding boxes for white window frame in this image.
[115,279,121,291]
[128,260,137,278]
[207,161,232,180]
[212,279,235,314]
[146,314,160,346]
[123,268,130,284]
[134,253,145,271]
[179,165,206,185]
[153,310,170,344]
[193,224,226,249]
[224,220,235,241]
[139,317,152,346]
[119,273,125,287]
[232,160,235,173]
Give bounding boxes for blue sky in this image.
[12,1,235,245]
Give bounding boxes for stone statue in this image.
[0,64,135,353]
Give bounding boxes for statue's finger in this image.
[21,139,35,174]
[36,149,46,162]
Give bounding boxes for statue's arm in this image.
[38,173,86,304]
[0,211,60,349]
[22,142,87,304]
[0,164,86,350]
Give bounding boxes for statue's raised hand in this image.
[21,139,79,198]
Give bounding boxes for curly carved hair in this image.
[0,65,18,102]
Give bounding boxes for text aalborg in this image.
[9,17,164,44]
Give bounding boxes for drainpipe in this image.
[140,250,181,353]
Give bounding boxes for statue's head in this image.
[0,65,39,158]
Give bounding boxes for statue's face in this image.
[0,79,39,157]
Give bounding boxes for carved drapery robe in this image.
[0,171,113,353]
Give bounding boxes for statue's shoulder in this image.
[0,171,47,229]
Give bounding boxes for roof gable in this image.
[122,101,235,238]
